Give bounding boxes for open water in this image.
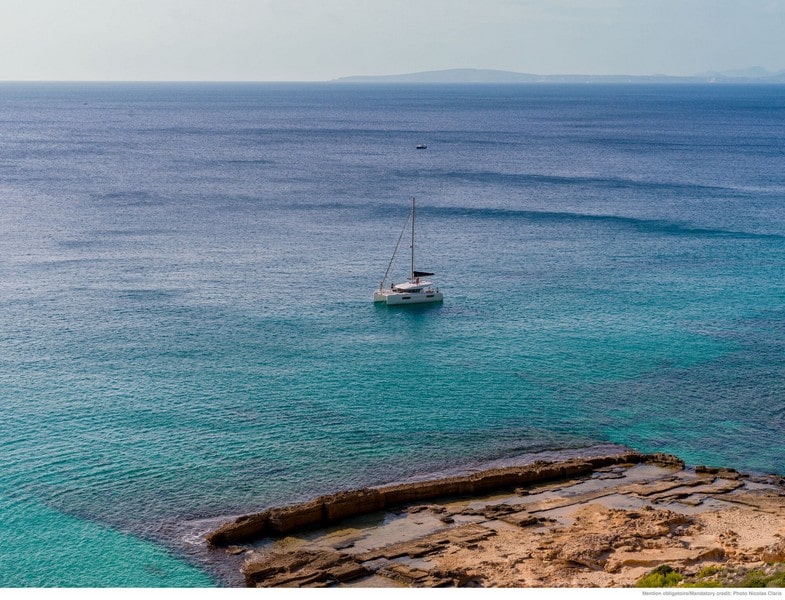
[1,82,784,586]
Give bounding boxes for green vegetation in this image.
[738,569,785,588]
[679,565,724,586]
[636,563,785,588]
[697,565,723,579]
[636,565,683,588]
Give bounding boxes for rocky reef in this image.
[205,451,785,588]
[206,451,666,547]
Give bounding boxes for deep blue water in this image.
[1,82,785,586]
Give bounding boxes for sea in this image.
[1,82,784,587]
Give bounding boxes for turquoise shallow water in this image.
[1,83,784,585]
[0,496,213,587]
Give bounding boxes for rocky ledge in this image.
[206,452,785,588]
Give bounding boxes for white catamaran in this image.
[373,197,444,305]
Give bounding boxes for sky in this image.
[0,0,783,81]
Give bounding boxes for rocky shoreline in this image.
[206,451,785,588]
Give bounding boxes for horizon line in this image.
[3,67,785,85]
[2,79,785,85]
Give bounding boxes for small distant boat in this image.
[374,197,443,305]
[416,144,428,149]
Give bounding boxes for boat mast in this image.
[410,197,415,281]
[380,199,413,290]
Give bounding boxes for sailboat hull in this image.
[374,290,444,305]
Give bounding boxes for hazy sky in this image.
[1,0,783,81]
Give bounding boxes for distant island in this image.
[334,67,785,84]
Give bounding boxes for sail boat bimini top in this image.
[373,197,444,305]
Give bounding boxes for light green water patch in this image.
[0,494,214,587]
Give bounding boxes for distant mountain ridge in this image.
[335,67,785,84]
